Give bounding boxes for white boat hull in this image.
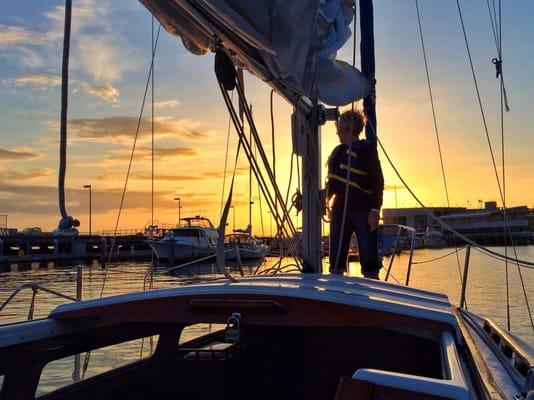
[225,245,266,261]
[148,240,216,261]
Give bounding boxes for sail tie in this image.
[491,57,502,78]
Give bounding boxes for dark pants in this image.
[329,209,381,279]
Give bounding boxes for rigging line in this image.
[369,122,534,269]
[457,6,526,329]
[373,127,534,320]
[497,0,510,331]
[486,1,519,329]
[485,0,499,51]
[220,91,234,217]
[414,0,464,294]
[235,80,302,247]
[279,152,296,258]
[107,23,162,266]
[493,0,500,50]
[486,0,510,112]
[455,0,505,206]
[254,141,265,237]
[470,235,534,269]
[249,106,253,229]
[219,83,302,264]
[412,246,466,265]
[270,90,276,216]
[151,17,155,228]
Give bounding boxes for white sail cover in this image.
[140,0,370,106]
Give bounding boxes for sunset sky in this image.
[1,1,533,235]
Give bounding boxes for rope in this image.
[107,24,162,262]
[373,130,534,269]
[230,78,303,263]
[218,83,302,263]
[412,246,467,265]
[101,24,162,299]
[494,0,511,331]
[457,1,532,332]
[255,143,265,237]
[220,91,234,217]
[270,89,277,219]
[414,0,464,303]
[372,122,534,331]
[455,1,505,209]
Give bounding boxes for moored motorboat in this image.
[224,233,267,261]
[148,216,219,262]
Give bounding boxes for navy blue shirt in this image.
[326,139,384,213]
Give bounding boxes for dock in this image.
[0,232,155,271]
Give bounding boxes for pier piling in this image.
[100,237,106,269]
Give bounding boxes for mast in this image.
[299,99,323,273]
[360,0,377,144]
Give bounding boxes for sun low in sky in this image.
[0,1,533,234]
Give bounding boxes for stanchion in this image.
[405,231,416,286]
[460,245,471,309]
[235,247,244,277]
[73,265,83,382]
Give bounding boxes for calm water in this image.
[0,247,532,394]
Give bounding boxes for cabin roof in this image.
[50,274,459,336]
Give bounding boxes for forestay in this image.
[139,0,370,106]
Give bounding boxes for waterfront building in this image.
[383,202,534,245]
[382,207,466,231]
[439,203,533,245]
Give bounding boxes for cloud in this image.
[44,1,139,82]
[79,82,119,104]
[3,73,120,104]
[3,73,61,87]
[0,147,39,160]
[0,25,44,48]
[1,2,139,84]
[154,99,181,109]
[106,146,199,162]
[69,116,212,142]
[76,34,136,83]
[0,168,53,181]
[15,47,46,69]
[97,167,246,182]
[0,181,203,216]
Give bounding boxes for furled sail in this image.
[139,0,370,106]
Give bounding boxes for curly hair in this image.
[336,109,367,137]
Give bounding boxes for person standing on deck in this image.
[326,110,384,278]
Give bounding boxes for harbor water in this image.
[0,246,532,395]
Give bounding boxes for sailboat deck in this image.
[49,274,459,337]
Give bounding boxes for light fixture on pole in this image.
[174,197,181,222]
[82,185,92,236]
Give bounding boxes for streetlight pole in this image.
[174,197,181,223]
[267,210,272,237]
[83,185,92,236]
[230,206,235,232]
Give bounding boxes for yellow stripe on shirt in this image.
[327,173,372,195]
[345,149,358,158]
[340,164,367,176]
